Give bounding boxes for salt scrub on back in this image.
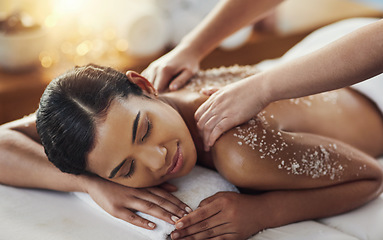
[233,115,347,180]
[185,65,259,92]
[188,65,367,181]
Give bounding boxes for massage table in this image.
[1,162,383,240]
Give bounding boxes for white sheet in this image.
[74,166,238,240]
[1,160,383,240]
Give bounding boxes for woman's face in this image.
[86,95,197,188]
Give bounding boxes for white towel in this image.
[73,166,239,240]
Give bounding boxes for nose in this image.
[137,145,167,172]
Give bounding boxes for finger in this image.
[114,208,157,230]
[158,182,178,192]
[141,66,157,84]
[174,203,219,230]
[155,66,174,92]
[194,97,213,122]
[200,87,219,96]
[202,115,223,149]
[172,222,233,240]
[146,188,192,216]
[207,117,230,147]
[169,69,194,91]
[198,193,220,208]
[195,101,215,132]
[127,197,181,224]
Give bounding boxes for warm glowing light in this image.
[76,40,93,56]
[41,55,53,68]
[60,42,73,55]
[116,39,129,52]
[103,28,116,41]
[44,14,57,28]
[53,0,88,16]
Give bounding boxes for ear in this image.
[126,71,158,96]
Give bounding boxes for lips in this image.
[167,142,183,175]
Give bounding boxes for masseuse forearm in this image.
[262,19,383,103]
[180,0,283,61]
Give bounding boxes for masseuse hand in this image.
[142,44,200,92]
[170,192,265,240]
[195,75,270,151]
[84,175,192,230]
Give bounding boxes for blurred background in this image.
[0,0,382,124]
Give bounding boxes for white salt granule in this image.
[185,65,260,92]
[192,65,350,181]
[233,117,346,180]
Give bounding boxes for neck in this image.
[159,89,206,115]
[158,89,213,167]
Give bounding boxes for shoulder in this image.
[211,114,285,189]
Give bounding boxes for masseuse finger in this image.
[194,95,213,122]
[141,66,157,85]
[201,115,223,151]
[195,99,215,135]
[169,69,194,91]
[114,209,157,230]
[127,196,183,225]
[200,87,219,96]
[208,117,231,147]
[147,187,192,216]
[155,66,174,92]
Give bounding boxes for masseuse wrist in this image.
[178,36,214,63]
[249,72,274,110]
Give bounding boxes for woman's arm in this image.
[142,0,283,91]
[170,122,383,239]
[0,114,191,229]
[171,178,382,240]
[0,114,82,190]
[195,19,383,150]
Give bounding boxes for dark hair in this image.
[36,64,143,175]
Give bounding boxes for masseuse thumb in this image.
[200,87,219,96]
[169,69,194,91]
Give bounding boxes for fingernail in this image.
[171,216,180,223]
[185,206,192,213]
[171,232,180,239]
[176,221,184,229]
[148,222,156,228]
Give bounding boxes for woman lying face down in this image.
[36,64,383,239]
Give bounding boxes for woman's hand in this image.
[83,175,192,230]
[142,44,200,92]
[195,75,270,151]
[170,192,265,240]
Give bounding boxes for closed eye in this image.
[124,160,135,178]
[142,118,152,142]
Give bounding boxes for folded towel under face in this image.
[73,166,239,240]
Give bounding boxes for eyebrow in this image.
[132,111,141,144]
[108,159,126,179]
[108,111,140,179]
